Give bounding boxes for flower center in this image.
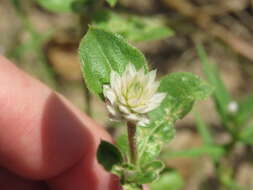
[125,80,144,105]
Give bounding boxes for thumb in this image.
[0,56,120,190]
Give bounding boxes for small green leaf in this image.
[197,45,232,125]
[137,121,175,165]
[128,171,158,184]
[79,27,148,96]
[144,160,165,173]
[36,0,77,13]
[195,112,213,145]
[150,170,184,190]
[106,0,117,7]
[126,161,164,184]
[93,10,174,42]
[97,140,123,171]
[150,72,212,122]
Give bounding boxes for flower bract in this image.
[103,64,166,126]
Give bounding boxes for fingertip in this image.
[48,150,121,190]
[0,168,49,190]
[0,57,111,179]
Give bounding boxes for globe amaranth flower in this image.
[103,64,167,126]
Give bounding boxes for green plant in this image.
[8,1,213,188]
[34,0,174,117]
[78,27,212,190]
[35,0,174,43]
[163,45,253,190]
[197,45,252,190]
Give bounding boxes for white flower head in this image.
[103,64,166,126]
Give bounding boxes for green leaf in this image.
[150,72,212,122]
[197,45,232,125]
[144,160,165,172]
[106,0,117,7]
[137,121,175,165]
[150,170,184,190]
[36,0,77,13]
[79,27,148,96]
[137,73,211,168]
[236,94,253,126]
[127,161,164,184]
[97,140,123,171]
[163,145,225,160]
[239,123,253,145]
[194,112,213,145]
[93,10,174,43]
[128,171,158,184]
[134,122,173,184]
[116,134,129,159]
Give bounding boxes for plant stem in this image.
[127,122,137,164]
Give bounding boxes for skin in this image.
[0,56,149,190]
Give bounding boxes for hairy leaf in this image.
[137,73,211,169]
[79,27,148,96]
[127,161,164,184]
[150,72,212,122]
[137,121,175,165]
[144,160,165,172]
[128,171,158,184]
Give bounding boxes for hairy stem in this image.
[127,122,137,164]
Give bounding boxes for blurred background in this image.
[1,0,253,189]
